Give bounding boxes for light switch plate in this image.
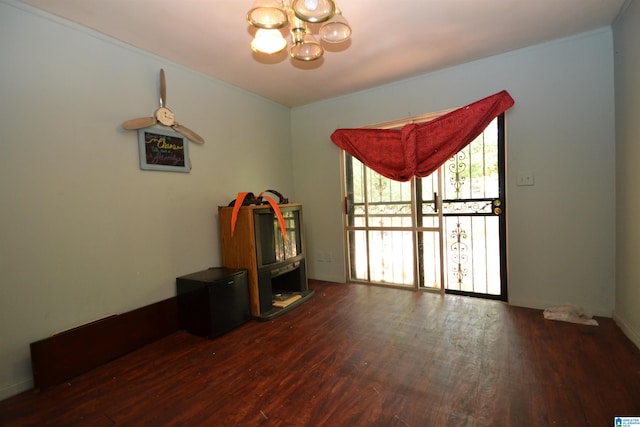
[517,171,535,186]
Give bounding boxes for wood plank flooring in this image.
[1,280,639,426]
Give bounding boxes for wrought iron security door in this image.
[417,115,507,300]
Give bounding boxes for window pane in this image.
[351,157,365,204]
[442,119,499,200]
[418,231,441,289]
[346,155,366,228]
[368,230,414,286]
[366,168,412,228]
[443,216,501,295]
[348,230,368,281]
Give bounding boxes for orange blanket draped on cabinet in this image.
[330,90,515,182]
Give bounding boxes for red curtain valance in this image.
[330,90,515,182]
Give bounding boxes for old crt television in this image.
[254,205,303,269]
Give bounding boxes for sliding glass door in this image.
[343,115,507,300]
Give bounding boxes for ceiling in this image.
[20,0,626,107]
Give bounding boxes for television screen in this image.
[254,206,303,268]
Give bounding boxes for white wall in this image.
[613,0,640,348]
[0,1,293,399]
[292,29,616,317]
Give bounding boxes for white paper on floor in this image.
[543,304,599,326]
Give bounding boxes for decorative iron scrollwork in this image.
[448,151,467,198]
[443,200,492,214]
[449,222,468,285]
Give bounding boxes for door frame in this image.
[341,113,508,301]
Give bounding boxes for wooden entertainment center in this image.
[218,203,313,320]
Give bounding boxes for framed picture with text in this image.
[137,127,190,172]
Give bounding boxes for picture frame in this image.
[137,126,190,172]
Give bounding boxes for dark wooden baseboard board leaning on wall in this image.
[29,297,180,390]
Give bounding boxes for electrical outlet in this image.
[517,171,535,186]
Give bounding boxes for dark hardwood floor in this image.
[1,280,639,426]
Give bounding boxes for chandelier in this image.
[247,0,352,61]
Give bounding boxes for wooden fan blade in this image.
[160,68,166,108]
[122,117,157,130]
[173,123,204,144]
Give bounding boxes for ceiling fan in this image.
[122,69,205,144]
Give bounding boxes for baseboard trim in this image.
[613,311,640,350]
[0,379,34,401]
[29,297,179,390]
[308,274,346,284]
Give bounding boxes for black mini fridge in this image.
[176,267,250,339]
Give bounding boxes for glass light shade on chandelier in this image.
[290,33,324,61]
[318,10,351,43]
[291,0,335,23]
[247,0,289,29]
[247,0,351,61]
[251,29,287,54]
